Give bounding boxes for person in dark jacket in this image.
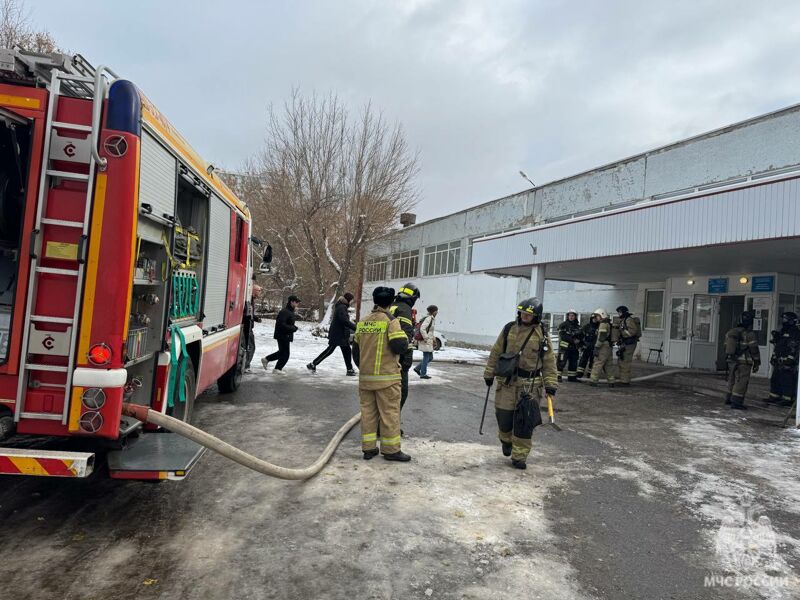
[307,293,357,375]
[262,295,300,372]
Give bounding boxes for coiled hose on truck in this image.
[122,403,360,481]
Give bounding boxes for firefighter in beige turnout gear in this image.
[615,305,641,385]
[724,310,761,410]
[590,309,616,386]
[352,286,411,461]
[484,297,558,470]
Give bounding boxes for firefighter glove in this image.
[545,387,557,397]
[752,362,761,373]
[484,377,494,387]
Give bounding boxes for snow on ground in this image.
[250,319,489,380]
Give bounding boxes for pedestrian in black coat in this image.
[308,293,357,375]
[262,295,300,371]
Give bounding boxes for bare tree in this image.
[324,103,418,304]
[256,90,418,320]
[0,0,58,53]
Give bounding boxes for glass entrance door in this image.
[667,296,690,367]
[689,294,718,369]
[746,295,772,376]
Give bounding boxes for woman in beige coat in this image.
[414,305,438,379]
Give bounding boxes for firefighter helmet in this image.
[592,308,608,320]
[517,297,543,318]
[567,308,578,317]
[782,311,798,327]
[397,283,420,300]
[616,305,630,315]
[740,310,755,327]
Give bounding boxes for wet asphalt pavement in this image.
[1,361,799,600]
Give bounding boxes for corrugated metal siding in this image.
[204,195,230,327]
[472,177,800,271]
[139,131,176,219]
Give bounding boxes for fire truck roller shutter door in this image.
[139,131,176,221]
[204,195,230,329]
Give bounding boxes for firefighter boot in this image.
[363,448,379,460]
[502,442,512,457]
[511,459,527,470]
[724,393,732,405]
[383,450,411,462]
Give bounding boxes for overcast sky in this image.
[30,0,800,221]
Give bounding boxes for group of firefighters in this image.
[352,285,800,471]
[552,306,642,387]
[353,284,643,470]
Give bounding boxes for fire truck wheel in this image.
[168,360,196,423]
[0,412,14,441]
[218,329,246,393]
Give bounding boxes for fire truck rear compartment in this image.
[0,109,32,364]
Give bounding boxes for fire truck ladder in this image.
[13,55,118,424]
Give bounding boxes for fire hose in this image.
[122,403,360,480]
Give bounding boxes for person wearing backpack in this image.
[589,309,616,387]
[483,297,558,470]
[616,305,641,386]
[414,305,438,379]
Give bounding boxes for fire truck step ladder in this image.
[14,65,116,426]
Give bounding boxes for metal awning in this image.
[471,173,800,284]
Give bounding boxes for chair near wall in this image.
[647,342,663,365]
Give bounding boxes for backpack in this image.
[626,316,642,341]
[414,316,433,341]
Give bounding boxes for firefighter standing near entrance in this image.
[352,286,411,462]
[557,310,582,382]
[767,312,800,407]
[589,309,616,387]
[484,298,558,470]
[724,310,761,410]
[577,312,598,378]
[615,305,641,386]
[390,283,420,412]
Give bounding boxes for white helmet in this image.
[592,308,608,319]
[567,308,578,316]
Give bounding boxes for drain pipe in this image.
[122,403,360,480]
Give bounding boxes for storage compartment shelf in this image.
[125,352,155,368]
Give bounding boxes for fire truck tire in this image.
[0,413,14,441]
[168,360,196,423]
[218,329,246,393]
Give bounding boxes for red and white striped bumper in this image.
[0,448,95,477]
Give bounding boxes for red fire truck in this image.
[0,49,253,480]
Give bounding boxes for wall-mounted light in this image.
[687,279,695,285]
[207,164,216,176]
[739,276,749,284]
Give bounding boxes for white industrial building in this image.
[365,103,800,374]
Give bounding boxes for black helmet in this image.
[616,305,630,315]
[372,286,395,308]
[397,283,420,300]
[740,310,755,327]
[782,311,798,327]
[517,297,543,321]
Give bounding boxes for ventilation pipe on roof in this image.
[400,213,416,227]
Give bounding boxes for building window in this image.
[644,290,665,329]
[424,241,461,276]
[579,313,593,326]
[366,256,388,282]
[391,250,419,280]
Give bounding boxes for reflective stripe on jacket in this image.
[354,308,408,390]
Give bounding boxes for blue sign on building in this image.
[751,275,775,292]
[708,278,729,293]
